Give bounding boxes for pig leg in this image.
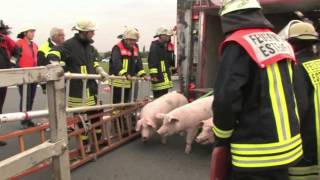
[185,127,199,154]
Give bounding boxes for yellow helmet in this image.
[73,19,96,32]
[123,28,140,40]
[220,0,261,16]
[288,21,319,40]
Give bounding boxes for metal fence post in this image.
[46,70,71,180]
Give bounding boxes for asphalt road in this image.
[0,81,212,180]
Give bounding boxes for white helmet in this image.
[278,20,304,40]
[73,19,96,32]
[154,26,170,38]
[220,0,261,16]
[18,23,36,34]
[288,21,319,40]
[123,28,140,40]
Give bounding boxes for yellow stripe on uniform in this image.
[161,60,166,72]
[231,134,301,155]
[232,144,303,168]
[212,124,234,139]
[137,70,145,76]
[266,63,290,141]
[48,50,61,59]
[149,68,158,74]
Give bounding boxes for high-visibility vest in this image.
[16,38,38,68]
[110,41,144,88]
[214,28,302,170]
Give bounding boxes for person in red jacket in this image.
[0,20,21,145]
[16,24,38,129]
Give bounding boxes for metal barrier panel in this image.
[0,65,71,180]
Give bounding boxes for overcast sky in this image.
[1,0,177,52]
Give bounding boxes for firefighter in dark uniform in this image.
[109,28,146,103]
[280,21,320,180]
[148,27,174,98]
[212,0,302,179]
[0,20,21,146]
[47,19,109,150]
[37,27,65,94]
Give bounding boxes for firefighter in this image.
[109,28,146,103]
[47,19,109,150]
[38,27,65,94]
[281,21,320,180]
[0,20,21,146]
[16,24,38,129]
[212,0,302,179]
[148,27,174,98]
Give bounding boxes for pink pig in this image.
[156,96,213,154]
[135,92,188,143]
[196,117,215,145]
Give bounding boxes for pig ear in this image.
[136,119,143,131]
[168,117,179,124]
[146,119,156,129]
[156,113,166,120]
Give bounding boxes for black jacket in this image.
[148,40,174,91]
[109,41,144,76]
[47,34,100,107]
[292,48,320,169]
[213,42,301,171]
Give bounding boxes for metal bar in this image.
[121,86,125,103]
[131,80,135,103]
[92,128,100,153]
[64,73,146,81]
[22,84,27,112]
[0,102,143,123]
[116,118,122,140]
[18,136,25,152]
[126,115,132,136]
[82,80,87,106]
[67,102,141,114]
[97,80,102,105]
[65,80,70,107]
[110,81,114,104]
[0,110,48,123]
[0,141,65,180]
[120,116,125,136]
[78,135,86,158]
[105,121,112,146]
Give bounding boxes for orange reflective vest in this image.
[116,41,139,57]
[16,38,38,68]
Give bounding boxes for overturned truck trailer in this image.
[177,0,320,100]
